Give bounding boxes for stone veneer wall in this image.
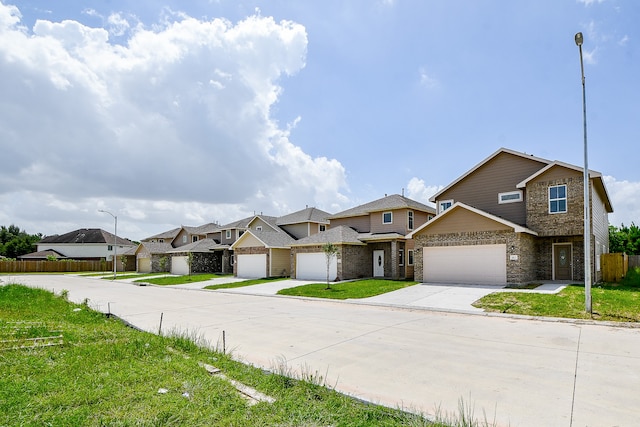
[151,254,171,273]
[414,230,538,284]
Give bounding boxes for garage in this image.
[171,255,189,275]
[296,252,337,281]
[237,254,267,278]
[137,257,151,273]
[423,244,506,285]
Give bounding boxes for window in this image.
[383,211,393,224]
[408,249,414,266]
[107,245,113,251]
[256,226,262,231]
[549,185,567,213]
[230,254,234,265]
[182,235,187,244]
[498,190,523,204]
[158,239,164,243]
[319,224,326,232]
[439,200,453,213]
[225,230,231,239]
[398,249,404,266]
[192,236,198,243]
[408,211,414,230]
[428,215,434,221]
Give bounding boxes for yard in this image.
[277,279,418,299]
[0,284,447,426]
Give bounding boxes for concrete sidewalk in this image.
[10,275,640,427]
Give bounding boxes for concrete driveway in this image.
[8,274,640,427]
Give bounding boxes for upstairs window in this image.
[256,226,262,231]
[225,230,231,239]
[398,249,404,266]
[549,185,567,213]
[383,212,393,224]
[407,211,414,230]
[319,224,326,232]
[439,200,453,214]
[498,190,523,204]
[182,235,187,244]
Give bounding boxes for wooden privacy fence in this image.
[629,255,640,269]
[0,260,113,273]
[601,253,628,282]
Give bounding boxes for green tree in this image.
[609,223,640,255]
[0,225,41,258]
[322,242,338,290]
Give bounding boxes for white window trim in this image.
[549,184,568,214]
[498,190,523,204]
[408,249,414,266]
[225,230,231,239]
[256,226,262,231]
[319,224,326,232]
[407,211,414,230]
[383,211,393,224]
[438,200,454,214]
[192,236,198,243]
[398,249,404,266]
[182,235,187,244]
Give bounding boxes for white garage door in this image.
[296,253,337,281]
[423,244,506,285]
[171,256,189,275]
[237,254,267,278]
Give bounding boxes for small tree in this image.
[120,254,128,272]
[186,252,194,276]
[158,256,168,272]
[322,242,338,290]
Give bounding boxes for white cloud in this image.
[577,0,607,6]
[419,66,439,89]
[406,178,440,206]
[603,176,640,227]
[0,3,350,240]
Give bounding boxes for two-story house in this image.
[231,207,331,278]
[290,194,436,281]
[408,148,613,285]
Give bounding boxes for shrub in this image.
[621,266,640,287]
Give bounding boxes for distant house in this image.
[290,194,436,281]
[28,228,137,270]
[408,148,613,285]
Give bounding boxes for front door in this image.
[554,244,572,280]
[373,250,384,277]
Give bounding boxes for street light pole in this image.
[99,209,118,280]
[575,32,592,314]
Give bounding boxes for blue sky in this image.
[1,0,638,241]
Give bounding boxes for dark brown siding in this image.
[436,152,547,225]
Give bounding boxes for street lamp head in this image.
[575,32,583,47]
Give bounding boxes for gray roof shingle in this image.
[328,194,435,219]
[276,207,331,225]
[39,228,135,246]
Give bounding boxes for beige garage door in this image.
[423,244,506,285]
[237,254,267,278]
[137,257,151,273]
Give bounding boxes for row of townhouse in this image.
[136,147,614,285]
[29,147,613,285]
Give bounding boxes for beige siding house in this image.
[409,148,613,285]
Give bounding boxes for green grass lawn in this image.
[474,283,640,322]
[204,277,288,290]
[0,284,443,426]
[138,273,232,286]
[277,279,418,300]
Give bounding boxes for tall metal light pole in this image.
[575,32,592,314]
[99,209,118,280]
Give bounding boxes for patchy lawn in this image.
[474,283,640,322]
[0,284,439,426]
[277,279,418,300]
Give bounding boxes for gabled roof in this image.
[182,223,220,235]
[219,215,255,230]
[136,241,173,255]
[407,202,538,238]
[142,227,181,242]
[516,161,613,212]
[429,148,552,202]
[277,207,331,226]
[230,229,296,250]
[246,215,281,232]
[328,194,435,219]
[167,238,228,253]
[291,225,365,247]
[39,228,135,246]
[17,249,67,260]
